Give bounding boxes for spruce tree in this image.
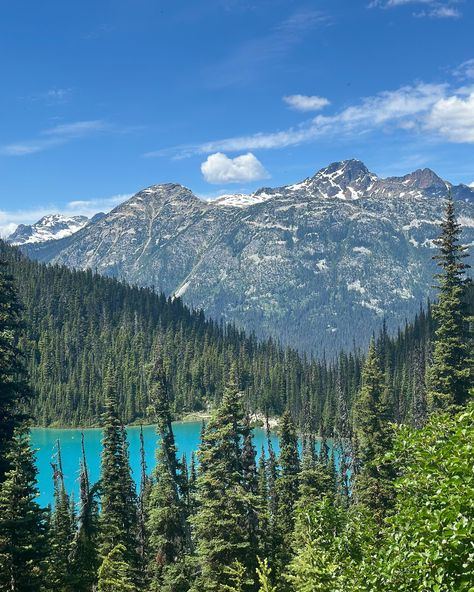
[353,341,394,522]
[146,358,188,590]
[428,195,472,411]
[0,256,30,482]
[0,425,48,592]
[98,367,138,565]
[191,364,257,591]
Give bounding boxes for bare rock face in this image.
[21,160,474,355]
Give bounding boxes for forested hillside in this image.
[1,240,473,429]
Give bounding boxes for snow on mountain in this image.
[20,160,474,354]
[8,214,90,246]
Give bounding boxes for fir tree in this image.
[47,441,76,592]
[0,256,30,482]
[276,410,300,541]
[428,195,472,411]
[0,425,48,592]
[353,341,394,522]
[98,367,138,566]
[191,364,257,591]
[146,358,188,590]
[71,433,99,592]
[97,544,137,592]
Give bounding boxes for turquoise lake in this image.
[31,422,286,507]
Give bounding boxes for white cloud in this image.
[201,152,270,184]
[154,79,474,159]
[415,6,460,17]
[0,193,131,238]
[283,94,330,112]
[424,92,474,142]
[370,0,463,18]
[454,58,474,80]
[470,182,474,188]
[1,120,111,156]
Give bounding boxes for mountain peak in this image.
[8,214,89,246]
[399,168,447,190]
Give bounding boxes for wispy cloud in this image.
[2,120,112,156]
[201,152,270,184]
[283,95,330,112]
[28,88,72,105]
[0,193,132,237]
[149,78,474,158]
[454,58,474,80]
[204,9,329,88]
[370,0,463,18]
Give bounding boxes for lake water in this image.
[31,421,284,507]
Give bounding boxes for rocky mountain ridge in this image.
[19,160,474,354]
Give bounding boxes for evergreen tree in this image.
[0,426,48,592]
[47,441,76,592]
[276,410,300,541]
[98,367,138,566]
[97,544,137,592]
[191,365,257,591]
[353,341,394,522]
[71,433,99,592]
[0,256,30,482]
[428,195,472,411]
[146,358,188,591]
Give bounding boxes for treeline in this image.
[1,241,472,431]
[0,196,473,591]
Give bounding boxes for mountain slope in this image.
[22,160,474,354]
[8,214,91,245]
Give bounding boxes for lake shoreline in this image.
[31,411,280,431]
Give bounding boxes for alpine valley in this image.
[14,159,474,354]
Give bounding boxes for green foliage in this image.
[369,400,474,591]
[97,544,137,592]
[428,196,473,411]
[98,368,138,566]
[0,426,48,592]
[287,498,375,592]
[146,357,188,590]
[0,257,30,482]
[191,366,258,591]
[47,447,76,592]
[353,341,394,521]
[277,411,300,540]
[256,557,277,592]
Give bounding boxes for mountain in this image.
[21,160,474,354]
[7,214,91,246]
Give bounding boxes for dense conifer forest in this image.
[1,240,472,431]
[0,196,473,591]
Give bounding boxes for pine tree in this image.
[146,358,188,590]
[97,544,137,592]
[428,195,472,411]
[353,341,394,522]
[0,425,48,592]
[191,364,257,591]
[0,256,30,483]
[99,367,138,566]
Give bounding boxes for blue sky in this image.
[1,0,473,235]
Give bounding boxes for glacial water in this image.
[31,421,284,507]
